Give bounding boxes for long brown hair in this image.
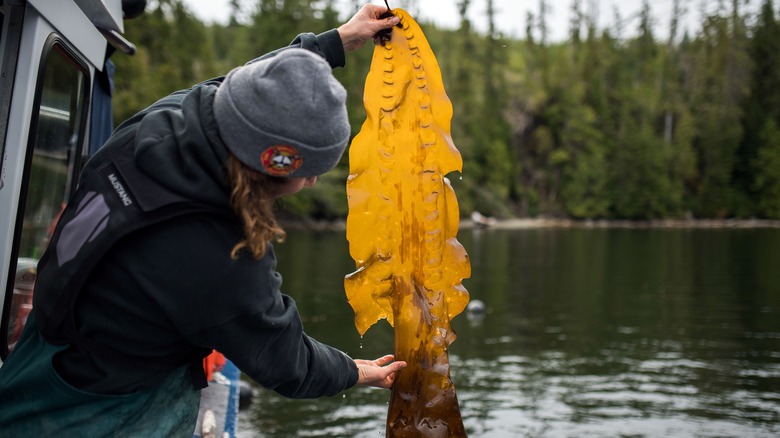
[227,154,286,259]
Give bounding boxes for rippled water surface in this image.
[237,228,780,437]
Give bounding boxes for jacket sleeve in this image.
[189,294,360,399]
[248,29,346,69]
[154,219,359,399]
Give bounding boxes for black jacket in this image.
[44,29,359,397]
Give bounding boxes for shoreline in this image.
[466,217,780,230]
[280,217,780,231]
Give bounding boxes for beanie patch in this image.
[260,145,303,176]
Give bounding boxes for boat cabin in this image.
[0,0,141,362]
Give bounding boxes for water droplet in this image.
[459,175,463,180]
[343,394,346,399]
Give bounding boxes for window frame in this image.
[0,33,91,359]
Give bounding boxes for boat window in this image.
[2,39,89,356]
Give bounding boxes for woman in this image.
[0,4,405,436]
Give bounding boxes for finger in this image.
[389,361,407,372]
[374,3,391,16]
[372,16,399,45]
[383,15,400,28]
[382,362,406,386]
[374,354,395,366]
[362,3,383,20]
[380,361,406,378]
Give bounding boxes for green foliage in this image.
[110,0,780,221]
[559,106,610,218]
[753,119,780,218]
[113,0,218,123]
[737,0,780,217]
[608,123,682,219]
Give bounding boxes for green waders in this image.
[0,314,201,437]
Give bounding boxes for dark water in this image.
[237,228,780,437]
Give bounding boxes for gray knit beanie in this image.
[213,48,350,177]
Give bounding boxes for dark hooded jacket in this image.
[44,30,359,397]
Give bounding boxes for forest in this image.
[111,0,780,221]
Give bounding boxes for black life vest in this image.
[32,140,220,389]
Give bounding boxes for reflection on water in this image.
[238,228,780,437]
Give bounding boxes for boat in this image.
[0,1,241,436]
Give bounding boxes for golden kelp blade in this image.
[344,9,470,437]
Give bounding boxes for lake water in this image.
[237,227,780,437]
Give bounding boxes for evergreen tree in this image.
[113,0,216,124]
[471,0,515,216]
[740,0,780,217]
[447,0,487,214]
[558,1,610,219]
[688,0,750,217]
